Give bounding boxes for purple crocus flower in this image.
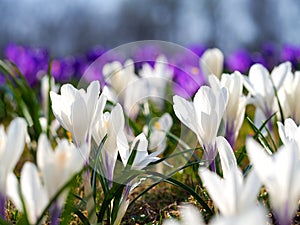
[86,45,106,62]
[50,57,76,82]
[187,44,206,57]
[4,43,49,86]
[260,42,280,70]
[133,45,162,69]
[281,44,300,69]
[226,49,252,73]
[171,46,206,98]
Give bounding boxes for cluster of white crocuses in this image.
[49,80,171,224]
[0,117,87,225]
[163,129,300,225]
[102,55,173,118]
[166,49,300,224]
[1,47,300,225]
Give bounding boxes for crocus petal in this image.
[200,48,224,79]
[173,95,198,135]
[21,162,48,225]
[2,118,27,172]
[6,173,22,210]
[246,139,273,181]
[211,204,268,225]
[71,95,89,146]
[247,138,300,224]
[216,137,237,179]
[271,62,290,89]
[180,204,204,225]
[199,168,229,214]
[85,81,100,122]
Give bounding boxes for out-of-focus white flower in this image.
[41,75,58,119]
[210,205,268,225]
[7,162,48,225]
[143,113,173,155]
[200,48,224,80]
[139,55,173,108]
[50,80,106,147]
[37,134,87,208]
[277,70,300,123]
[103,60,145,118]
[103,59,138,101]
[173,85,228,164]
[199,137,261,216]
[163,204,267,225]
[0,117,27,198]
[92,103,128,184]
[209,72,247,147]
[243,62,290,129]
[247,138,300,225]
[163,204,204,225]
[277,118,300,156]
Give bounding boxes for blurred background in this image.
[1,0,300,57]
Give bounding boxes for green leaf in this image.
[91,134,108,201]
[73,207,90,225]
[125,140,139,168]
[246,114,276,154]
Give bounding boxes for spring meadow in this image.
[1,2,300,225]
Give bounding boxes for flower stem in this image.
[50,202,61,225]
[209,159,216,173]
[0,194,6,219]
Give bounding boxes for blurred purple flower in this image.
[133,45,162,69]
[187,44,206,57]
[82,48,124,85]
[260,43,280,70]
[50,57,76,82]
[4,43,49,86]
[172,46,206,98]
[0,73,5,85]
[225,49,252,73]
[86,45,106,62]
[281,44,300,69]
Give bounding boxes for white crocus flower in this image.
[103,59,138,100]
[200,48,224,80]
[37,134,87,208]
[121,133,159,170]
[112,133,160,225]
[210,204,268,225]
[0,117,27,217]
[173,85,228,167]
[143,113,173,155]
[163,204,267,225]
[209,72,247,147]
[139,55,173,108]
[247,138,300,225]
[199,137,261,216]
[50,80,106,147]
[7,162,48,225]
[277,70,300,123]
[277,118,300,155]
[92,103,128,184]
[103,60,145,118]
[243,62,290,130]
